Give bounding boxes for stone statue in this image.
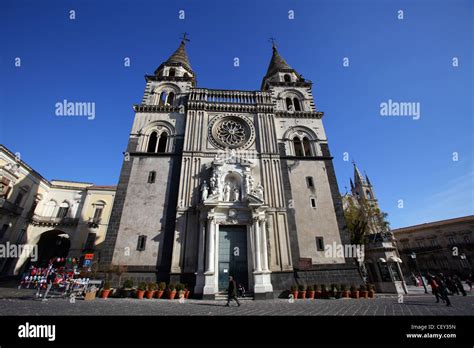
[201,181,209,202]
[210,176,216,189]
[233,187,240,202]
[255,183,264,199]
[223,183,231,202]
[244,175,250,194]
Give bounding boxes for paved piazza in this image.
[0,287,473,316]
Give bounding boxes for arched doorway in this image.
[35,230,71,267]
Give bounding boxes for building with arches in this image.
[101,39,362,298]
[0,145,115,276]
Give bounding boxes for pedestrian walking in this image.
[428,275,444,303]
[35,267,56,301]
[453,275,466,296]
[436,276,451,307]
[225,276,241,307]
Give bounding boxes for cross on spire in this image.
[180,32,190,44]
[269,37,277,49]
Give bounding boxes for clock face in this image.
[209,115,255,149]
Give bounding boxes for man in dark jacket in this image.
[225,276,241,307]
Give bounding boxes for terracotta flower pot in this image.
[136,290,145,299]
[307,290,315,299]
[351,291,359,299]
[168,290,177,300]
[291,290,299,300]
[100,289,111,299]
[360,291,369,299]
[342,290,350,298]
[368,290,375,298]
[156,290,164,299]
[315,291,321,299]
[145,290,154,299]
[299,291,306,299]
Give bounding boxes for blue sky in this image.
[1,0,472,228]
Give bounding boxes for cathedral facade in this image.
[101,39,362,299]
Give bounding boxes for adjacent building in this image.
[0,145,115,276]
[393,216,474,278]
[342,163,407,294]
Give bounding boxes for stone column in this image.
[205,216,215,273]
[261,218,269,272]
[253,217,262,272]
[197,217,206,273]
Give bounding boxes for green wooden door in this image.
[218,225,248,292]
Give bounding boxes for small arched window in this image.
[159,92,167,106]
[366,190,372,199]
[303,137,311,156]
[169,68,176,77]
[293,137,304,156]
[285,97,293,111]
[57,202,70,218]
[147,132,158,152]
[293,98,301,111]
[183,73,190,78]
[167,92,175,106]
[284,74,291,82]
[157,133,168,153]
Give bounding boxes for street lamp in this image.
[410,252,428,294]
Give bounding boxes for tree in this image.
[343,197,391,282]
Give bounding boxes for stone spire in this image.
[264,42,293,78]
[154,34,193,76]
[164,39,192,71]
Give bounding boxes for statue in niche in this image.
[244,175,251,195]
[233,186,240,202]
[201,181,209,202]
[210,176,216,190]
[223,183,231,202]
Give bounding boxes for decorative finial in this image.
[269,37,277,50]
[180,32,190,44]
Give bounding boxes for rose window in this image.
[209,115,255,149]
[216,120,247,146]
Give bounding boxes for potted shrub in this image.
[368,283,376,298]
[121,279,134,298]
[168,284,177,300]
[298,284,306,299]
[100,281,111,299]
[176,283,185,299]
[290,285,299,300]
[307,285,315,299]
[137,282,146,299]
[341,284,350,298]
[321,284,328,299]
[184,285,191,299]
[156,282,166,299]
[145,282,157,299]
[333,284,341,299]
[350,285,359,299]
[314,284,321,299]
[359,285,368,299]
